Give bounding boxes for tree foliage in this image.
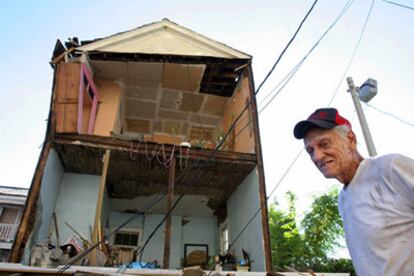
[269,188,355,275]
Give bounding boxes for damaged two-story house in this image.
[9,19,272,272]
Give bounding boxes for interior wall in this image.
[219,71,255,154]
[24,148,64,263]
[227,167,265,271]
[141,214,182,269]
[93,79,122,136]
[54,173,100,243]
[108,211,144,233]
[182,216,218,260]
[102,188,112,236]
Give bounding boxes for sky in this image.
[0,0,413,249]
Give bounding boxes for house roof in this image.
[76,18,251,59]
[0,186,28,205]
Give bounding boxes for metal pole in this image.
[347,77,377,156]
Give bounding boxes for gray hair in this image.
[332,124,352,140]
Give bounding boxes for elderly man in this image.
[293,107,414,276]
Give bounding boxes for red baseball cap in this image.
[294,108,351,139]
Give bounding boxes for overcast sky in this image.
[1,0,413,225]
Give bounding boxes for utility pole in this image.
[347,77,377,157]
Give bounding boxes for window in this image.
[78,63,99,134]
[112,229,142,248]
[0,207,19,224]
[220,221,229,254]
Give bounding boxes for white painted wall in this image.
[227,168,265,271]
[108,211,144,237]
[32,149,65,242]
[140,214,182,269]
[182,216,218,258]
[54,173,100,243]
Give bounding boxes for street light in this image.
[347,77,378,157]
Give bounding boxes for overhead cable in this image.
[328,0,376,106]
[364,102,414,127]
[382,0,414,11]
[255,0,319,95]
[233,0,357,140]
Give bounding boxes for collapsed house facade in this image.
[9,19,272,272]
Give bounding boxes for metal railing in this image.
[0,223,17,242]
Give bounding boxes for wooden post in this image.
[90,149,111,266]
[163,158,176,269]
[246,65,273,272]
[9,142,51,262]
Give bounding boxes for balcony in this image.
[0,223,17,243]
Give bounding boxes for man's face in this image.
[304,127,357,184]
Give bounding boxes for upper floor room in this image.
[51,19,257,154]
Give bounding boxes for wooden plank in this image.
[54,63,81,133]
[90,149,111,266]
[246,65,273,273]
[162,158,176,269]
[9,142,51,262]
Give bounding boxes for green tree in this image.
[269,188,355,275]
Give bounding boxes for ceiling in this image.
[92,60,235,145]
[54,142,256,213]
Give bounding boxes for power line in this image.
[258,0,356,112]
[364,102,414,127]
[210,0,378,270]
[255,0,319,95]
[231,0,357,141]
[382,0,414,10]
[328,0,376,106]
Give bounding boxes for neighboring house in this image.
[9,19,272,272]
[0,186,28,262]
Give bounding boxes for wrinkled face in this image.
[304,128,357,184]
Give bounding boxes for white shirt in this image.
[338,154,414,276]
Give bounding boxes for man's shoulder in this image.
[373,153,413,167]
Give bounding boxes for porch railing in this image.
[0,223,17,242]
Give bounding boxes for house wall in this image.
[93,79,122,136]
[131,214,218,269]
[28,149,64,244]
[141,214,182,269]
[227,167,265,271]
[54,173,100,243]
[108,211,144,233]
[102,188,112,236]
[182,216,218,258]
[219,72,255,154]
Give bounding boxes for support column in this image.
[246,65,273,272]
[163,158,176,269]
[90,149,111,266]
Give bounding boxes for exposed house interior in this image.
[9,19,272,274]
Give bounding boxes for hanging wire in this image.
[382,0,414,11]
[129,141,141,161]
[364,102,414,127]
[327,0,376,106]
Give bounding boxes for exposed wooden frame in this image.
[78,63,99,134]
[246,64,273,272]
[9,142,52,262]
[90,149,111,266]
[163,158,176,269]
[53,133,257,164]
